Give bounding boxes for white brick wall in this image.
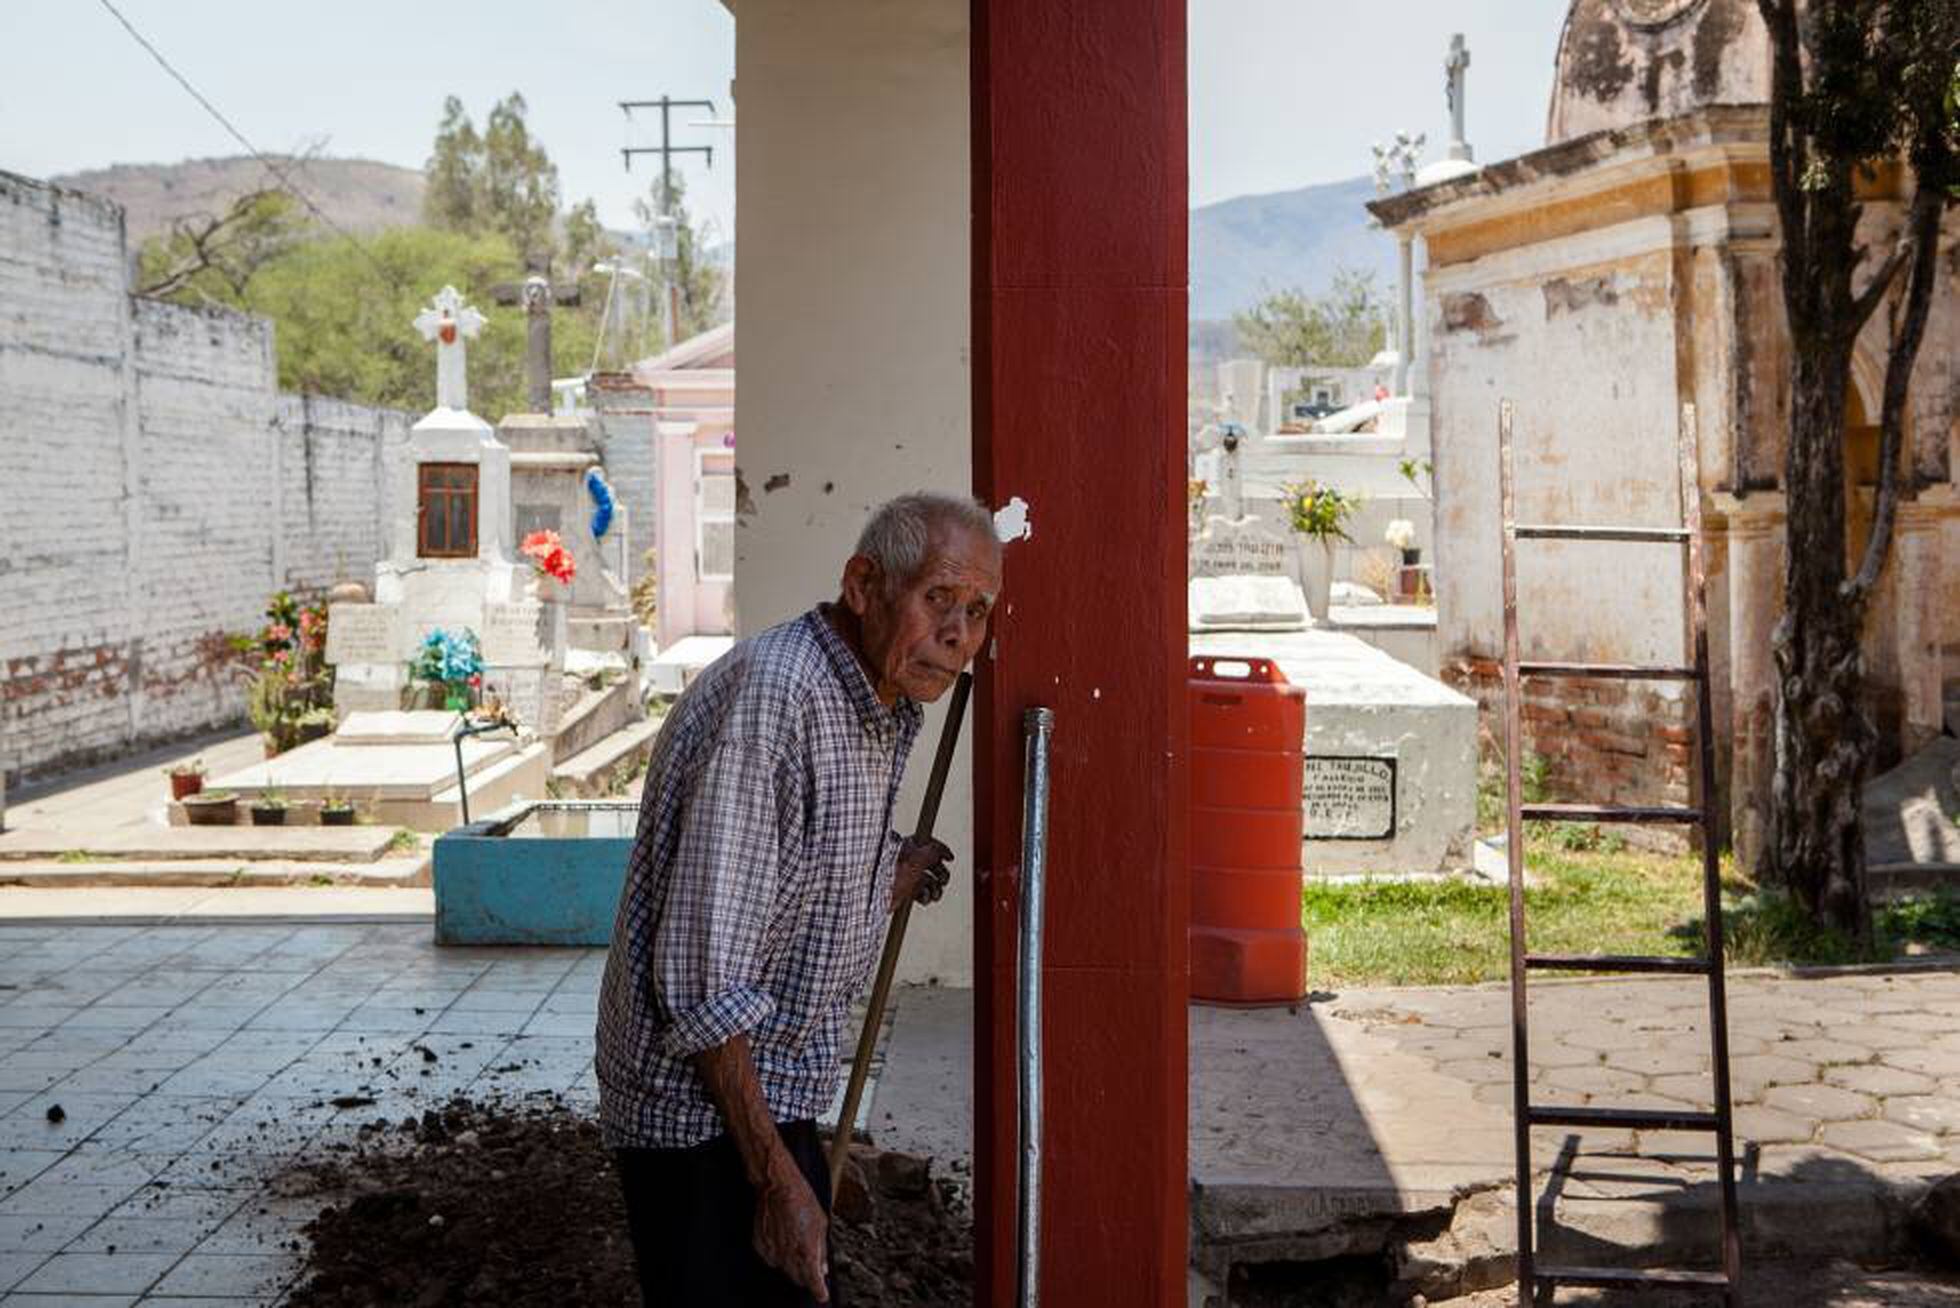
[0,170,410,785]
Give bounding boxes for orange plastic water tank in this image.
[1189,655,1308,1005]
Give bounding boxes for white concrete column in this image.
[1714,493,1785,876]
[1395,233,1415,396]
[1891,489,1951,756]
[733,0,974,984]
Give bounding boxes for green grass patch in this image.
[1303,837,1960,989]
[385,829,422,855]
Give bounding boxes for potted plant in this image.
[320,792,358,826]
[182,790,238,826]
[164,759,206,801]
[237,592,334,756]
[249,790,289,827]
[1280,479,1362,620]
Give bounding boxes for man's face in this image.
[844,525,1001,704]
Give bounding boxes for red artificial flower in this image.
[520,529,576,585]
[265,623,293,645]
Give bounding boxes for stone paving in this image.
[1191,967,1960,1294]
[3,911,1957,1303]
[0,922,601,1305]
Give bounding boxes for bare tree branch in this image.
[1847,230,1913,332]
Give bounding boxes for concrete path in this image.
[4,733,262,839]
[0,888,433,926]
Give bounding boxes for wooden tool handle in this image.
[828,671,972,1197]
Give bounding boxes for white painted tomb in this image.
[1190,627,1476,878]
[210,289,562,827]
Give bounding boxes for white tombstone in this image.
[1188,512,1310,632]
[329,286,567,732]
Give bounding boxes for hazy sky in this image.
[5,1,1572,238]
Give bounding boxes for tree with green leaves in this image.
[424,92,565,267]
[1755,0,1958,940]
[634,173,726,343]
[1231,268,1387,372]
[174,225,598,418]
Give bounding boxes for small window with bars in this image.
[418,463,479,559]
[696,450,735,582]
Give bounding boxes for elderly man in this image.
[596,491,1002,1307]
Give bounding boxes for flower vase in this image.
[1296,537,1335,622]
[1397,548,1423,601]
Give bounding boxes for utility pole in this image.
[620,96,716,210]
[620,96,715,349]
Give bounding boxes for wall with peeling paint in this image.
[0,170,411,785]
[1548,0,1769,146]
[731,0,977,984]
[1376,115,1957,864]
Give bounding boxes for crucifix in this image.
[1445,33,1474,162]
[412,285,486,412]
[493,260,582,413]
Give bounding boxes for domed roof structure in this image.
[1546,0,1772,145]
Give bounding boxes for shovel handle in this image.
[828,671,972,1198]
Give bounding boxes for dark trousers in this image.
[614,1119,838,1308]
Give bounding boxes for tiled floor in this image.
[0,923,603,1305]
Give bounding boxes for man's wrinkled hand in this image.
[752,1163,830,1302]
[893,835,953,910]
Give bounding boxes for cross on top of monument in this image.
[493,260,582,413]
[414,286,487,412]
[1445,34,1474,163]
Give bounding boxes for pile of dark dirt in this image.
[273,1094,972,1308]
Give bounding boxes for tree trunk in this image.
[1767,344,1873,943]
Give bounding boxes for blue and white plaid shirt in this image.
[596,606,923,1148]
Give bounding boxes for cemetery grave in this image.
[203,287,658,836]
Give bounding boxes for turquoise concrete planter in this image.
[433,802,637,946]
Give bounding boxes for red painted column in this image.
[970,2,1188,1304]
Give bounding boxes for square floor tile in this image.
[12,1251,174,1296]
[147,1253,294,1298]
[0,1215,92,1255]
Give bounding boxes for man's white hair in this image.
[855,492,997,591]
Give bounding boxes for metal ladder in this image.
[1497,399,1742,1303]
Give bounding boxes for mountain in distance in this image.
[52,154,1381,332]
[1189,172,1398,324]
[53,156,426,248]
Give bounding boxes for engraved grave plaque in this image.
[1302,756,1397,841]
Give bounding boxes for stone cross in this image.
[1445,34,1473,162]
[493,264,582,413]
[413,286,487,412]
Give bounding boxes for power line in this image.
[93,0,401,286]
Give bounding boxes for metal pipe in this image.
[451,717,515,827]
[1017,706,1055,1308]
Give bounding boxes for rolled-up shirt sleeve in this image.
[651,736,800,1058]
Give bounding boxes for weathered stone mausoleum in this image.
[1369,0,1958,867]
